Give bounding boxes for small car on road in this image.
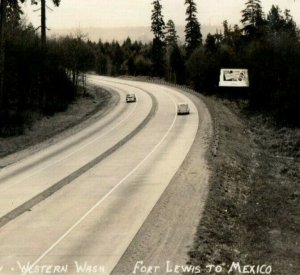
[177,103,190,115]
[126,93,136,103]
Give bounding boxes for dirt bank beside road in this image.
[187,96,300,275]
[0,85,118,168]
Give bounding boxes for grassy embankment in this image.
[187,96,300,275]
[0,85,113,163]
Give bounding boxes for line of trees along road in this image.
[0,0,299,137]
[0,0,76,136]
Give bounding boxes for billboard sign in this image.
[219,69,249,87]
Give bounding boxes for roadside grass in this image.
[0,85,113,162]
[187,96,300,275]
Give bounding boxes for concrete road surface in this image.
[0,76,201,275]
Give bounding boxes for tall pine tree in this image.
[184,0,202,57]
[165,19,182,83]
[150,0,165,77]
[165,19,178,47]
[241,0,265,37]
[28,0,61,45]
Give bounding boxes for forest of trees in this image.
[0,0,76,136]
[0,0,299,136]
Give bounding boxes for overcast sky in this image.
[21,0,300,29]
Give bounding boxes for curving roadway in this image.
[0,76,202,275]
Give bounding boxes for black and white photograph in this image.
[0,0,299,274]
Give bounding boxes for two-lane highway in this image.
[0,76,200,275]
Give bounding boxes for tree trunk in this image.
[41,0,46,45]
[0,0,7,108]
[39,0,47,109]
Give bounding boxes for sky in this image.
[21,0,300,30]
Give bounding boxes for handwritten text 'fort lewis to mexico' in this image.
[132,261,273,274]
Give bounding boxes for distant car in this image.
[126,93,136,103]
[177,103,190,115]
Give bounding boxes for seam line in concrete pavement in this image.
[0,87,157,230]
[21,85,178,275]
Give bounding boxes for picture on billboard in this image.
[219,69,249,87]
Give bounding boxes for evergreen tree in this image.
[169,44,185,84]
[151,0,165,40]
[184,0,202,57]
[27,0,61,107]
[165,19,178,47]
[241,0,265,37]
[221,21,243,50]
[267,5,284,34]
[42,0,60,44]
[165,19,180,82]
[0,0,25,108]
[283,9,299,39]
[267,6,299,40]
[6,0,23,28]
[150,0,165,77]
[29,0,61,45]
[223,20,230,41]
[205,33,218,54]
[0,0,8,108]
